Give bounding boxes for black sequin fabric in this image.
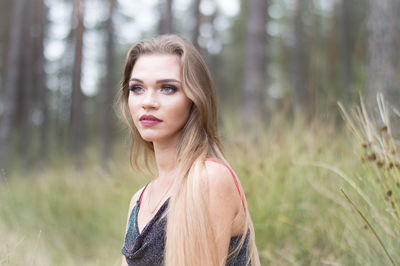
[121,194,251,266]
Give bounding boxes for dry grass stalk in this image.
[338,93,400,265]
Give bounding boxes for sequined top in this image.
[121,159,251,265]
[121,193,250,265]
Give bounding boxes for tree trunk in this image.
[0,0,13,88]
[33,0,48,164]
[19,0,34,169]
[58,9,75,154]
[70,0,85,168]
[102,0,117,169]
[192,0,202,48]
[292,0,309,114]
[366,0,400,105]
[341,0,354,103]
[0,0,26,169]
[241,0,268,129]
[158,0,174,34]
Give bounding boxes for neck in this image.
[153,136,179,182]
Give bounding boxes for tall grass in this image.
[338,94,400,265]
[0,148,147,266]
[1,105,398,265]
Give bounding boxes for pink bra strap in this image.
[205,158,246,214]
[139,184,149,208]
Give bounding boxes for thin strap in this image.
[138,183,149,208]
[204,158,246,213]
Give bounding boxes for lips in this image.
[139,114,162,122]
[139,114,162,127]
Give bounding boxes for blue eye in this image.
[129,85,144,94]
[161,85,177,94]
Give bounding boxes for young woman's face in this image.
[128,54,192,145]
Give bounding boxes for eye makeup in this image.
[128,83,179,95]
[128,84,144,94]
[160,85,178,94]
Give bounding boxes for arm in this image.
[121,255,128,266]
[121,187,145,266]
[205,160,245,265]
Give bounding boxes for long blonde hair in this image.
[119,34,260,266]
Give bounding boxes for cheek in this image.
[164,99,190,127]
[127,95,136,112]
[175,100,192,124]
[127,95,139,121]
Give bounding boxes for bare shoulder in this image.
[124,184,147,234]
[204,159,242,215]
[204,159,246,240]
[205,159,236,188]
[128,185,147,211]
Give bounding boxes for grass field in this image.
[1,105,399,265]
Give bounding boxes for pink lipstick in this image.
[139,114,162,126]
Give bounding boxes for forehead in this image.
[130,54,181,80]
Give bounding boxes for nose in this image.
[142,89,159,109]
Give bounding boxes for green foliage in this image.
[0,150,146,265]
[338,95,400,265]
[1,107,399,265]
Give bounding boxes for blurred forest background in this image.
[1,0,400,265]
[2,0,400,170]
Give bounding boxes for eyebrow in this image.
[129,78,181,84]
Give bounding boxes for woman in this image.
[119,34,260,266]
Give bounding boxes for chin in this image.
[140,135,156,142]
[139,133,162,143]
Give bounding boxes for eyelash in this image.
[161,85,177,93]
[128,85,177,94]
[128,85,143,93]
